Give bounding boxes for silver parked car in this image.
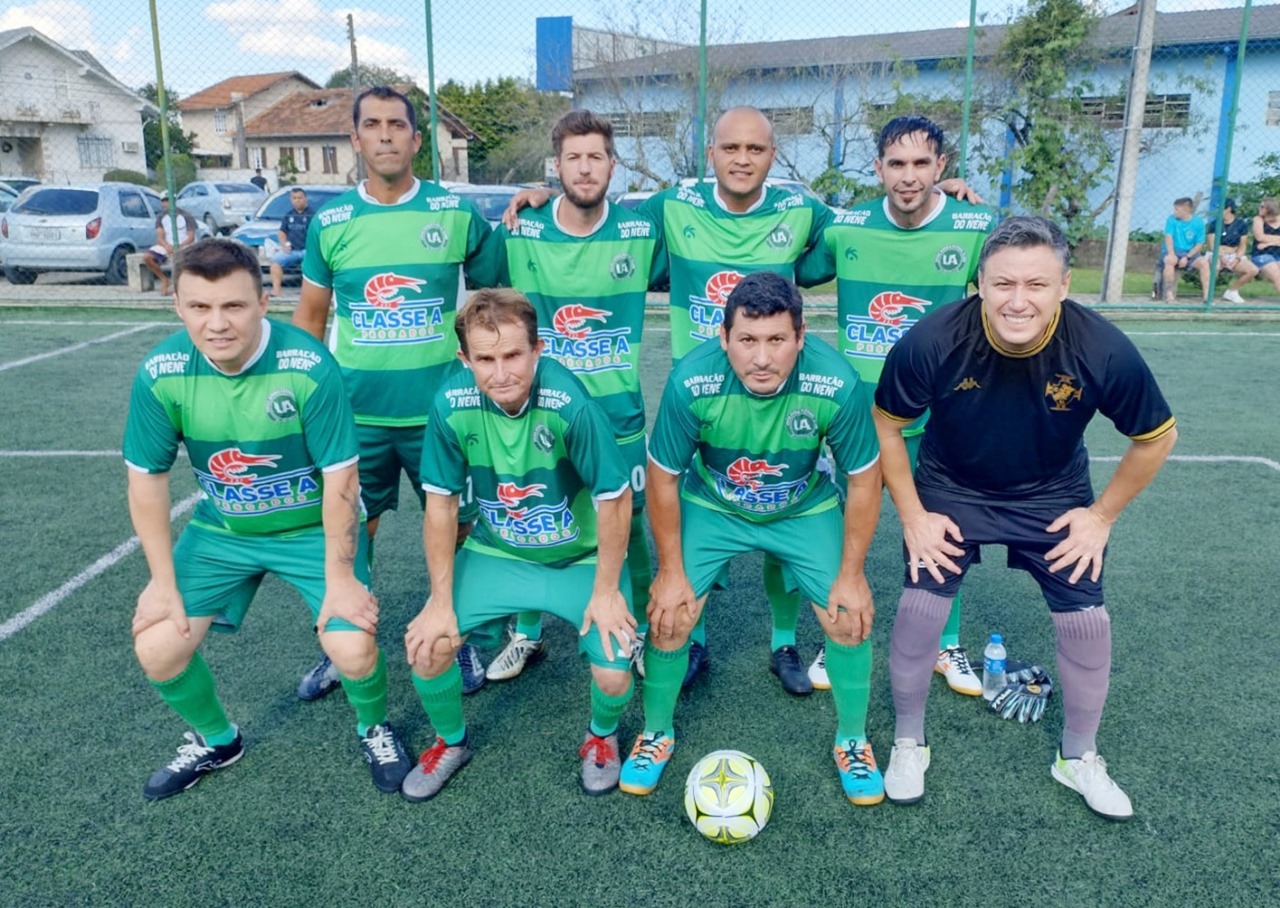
[450,184,521,228]
[174,180,265,234]
[1,182,189,284]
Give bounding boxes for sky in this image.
[0,0,1259,98]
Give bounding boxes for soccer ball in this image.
[684,749,774,844]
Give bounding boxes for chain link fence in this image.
[0,0,1275,305]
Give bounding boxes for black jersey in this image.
[875,295,1175,506]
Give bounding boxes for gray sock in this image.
[890,588,953,743]
[1051,606,1112,759]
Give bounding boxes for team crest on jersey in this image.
[480,482,579,547]
[353,273,446,346]
[532,424,556,454]
[420,224,449,249]
[265,389,299,422]
[610,253,636,281]
[196,448,320,516]
[786,408,818,439]
[1045,373,1084,411]
[935,245,967,273]
[712,456,809,513]
[844,291,931,362]
[766,223,794,250]
[545,305,633,373]
[687,270,743,343]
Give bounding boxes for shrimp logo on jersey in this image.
[1045,373,1084,412]
[352,272,446,346]
[713,456,809,512]
[196,448,321,517]
[687,270,743,342]
[544,305,633,374]
[844,291,931,362]
[480,482,579,547]
[208,449,282,485]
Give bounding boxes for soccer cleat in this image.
[808,643,831,690]
[359,722,413,794]
[142,729,245,801]
[770,645,814,696]
[1223,288,1245,304]
[834,739,885,806]
[296,654,342,701]
[934,646,982,696]
[681,640,709,690]
[618,731,676,795]
[485,630,548,681]
[1051,751,1133,820]
[884,738,930,805]
[630,630,646,679]
[457,643,486,695]
[579,732,622,796]
[400,735,473,802]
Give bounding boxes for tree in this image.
[138,83,195,172]
[436,78,569,183]
[325,65,416,89]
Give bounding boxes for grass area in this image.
[1,309,1278,907]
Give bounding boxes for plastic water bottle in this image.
[982,634,1007,701]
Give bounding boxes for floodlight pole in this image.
[425,0,441,182]
[1205,0,1253,308]
[958,0,978,179]
[147,0,179,265]
[696,0,708,180]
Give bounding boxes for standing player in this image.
[477,109,665,683]
[798,115,992,696]
[125,238,411,801]
[292,86,498,698]
[619,272,885,806]
[401,289,636,799]
[874,217,1177,820]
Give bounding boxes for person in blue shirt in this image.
[270,187,314,297]
[1160,197,1208,303]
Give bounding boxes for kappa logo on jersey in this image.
[208,448,282,485]
[844,291,931,362]
[543,306,633,374]
[495,481,546,519]
[687,270,743,342]
[712,456,809,512]
[352,273,446,346]
[553,305,611,339]
[480,484,579,547]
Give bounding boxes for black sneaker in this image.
[681,640,710,690]
[458,643,486,695]
[359,722,413,793]
[770,645,814,696]
[297,653,342,701]
[143,730,245,801]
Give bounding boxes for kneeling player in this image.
[402,289,636,800]
[125,238,411,801]
[619,272,885,805]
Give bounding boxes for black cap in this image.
[1224,197,1238,211]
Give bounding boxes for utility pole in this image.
[348,13,366,181]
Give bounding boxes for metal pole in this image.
[1101,0,1156,304]
[696,0,708,180]
[958,0,978,179]
[348,14,366,182]
[424,0,441,182]
[1205,0,1252,308]
[147,0,179,269]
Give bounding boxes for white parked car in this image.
[174,180,266,234]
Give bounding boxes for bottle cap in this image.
[991,633,1003,644]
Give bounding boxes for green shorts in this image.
[619,433,648,513]
[359,423,477,523]
[452,546,632,670]
[680,499,843,607]
[174,520,372,633]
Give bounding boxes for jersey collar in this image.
[552,195,609,236]
[204,318,271,375]
[356,178,419,206]
[881,189,946,230]
[980,301,1061,358]
[712,182,767,215]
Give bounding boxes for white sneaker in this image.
[1223,288,1245,304]
[630,629,646,678]
[1051,751,1133,820]
[484,630,547,681]
[808,643,831,690]
[934,646,982,696]
[884,738,930,804]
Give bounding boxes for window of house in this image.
[322,145,338,174]
[1267,91,1280,127]
[213,110,227,134]
[76,135,114,168]
[295,147,310,172]
[605,111,678,138]
[250,147,266,169]
[1080,93,1190,129]
[759,106,815,135]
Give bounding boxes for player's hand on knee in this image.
[404,599,461,669]
[825,570,874,643]
[648,569,696,640]
[318,575,378,635]
[580,588,637,662]
[903,511,965,583]
[132,579,189,639]
[1045,506,1113,583]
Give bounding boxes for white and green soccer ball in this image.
[684,749,774,844]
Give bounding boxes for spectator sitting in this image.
[270,187,313,297]
[143,192,197,295]
[1207,198,1258,304]
[1251,197,1280,295]
[1160,196,1208,303]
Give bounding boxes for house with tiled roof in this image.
[177,71,320,163]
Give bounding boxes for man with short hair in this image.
[124,237,411,801]
[798,115,993,696]
[401,288,636,800]
[1160,196,1209,302]
[874,216,1177,820]
[269,187,313,298]
[619,271,885,806]
[292,85,499,698]
[250,168,268,192]
[143,193,197,296]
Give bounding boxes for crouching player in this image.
[125,238,411,801]
[401,289,636,800]
[620,271,886,805]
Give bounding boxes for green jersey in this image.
[649,335,878,523]
[302,179,499,427]
[491,199,667,440]
[421,357,629,567]
[640,181,833,361]
[123,320,359,536]
[798,193,993,384]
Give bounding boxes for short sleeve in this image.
[648,373,701,473]
[299,357,360,469]
[301,215,332,288]
[419,392,467,495]
[121,366,181,473]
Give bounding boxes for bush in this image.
[155,153,197,191]
[103,169,150,185]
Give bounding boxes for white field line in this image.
[1090,454,1280,472]
[0,320,170,327]
[0,491,202,643]
[0,324,162,373]
[0,450,187,458]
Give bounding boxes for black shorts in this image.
[902,491,1105,612]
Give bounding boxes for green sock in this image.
[589,677,634,737]
[515,612,542,641]
[339,650,389,736]
[765,554,800,650]
[411,664,467,745]
[939,591,963,650]
[825,639,873,741]
[150,651,234,743]
[628,513,652,632]
[641,641,690,735]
